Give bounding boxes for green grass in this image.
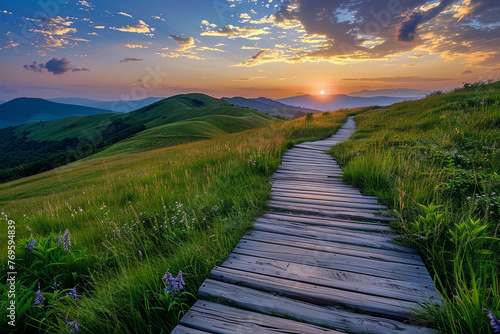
[329,81,500,333]
[0,107,372,333]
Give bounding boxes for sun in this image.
[320,90,325,95]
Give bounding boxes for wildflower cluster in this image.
[34,284,45,306]
[484,308,500,334]
[56,229,71,251]
[163,270,185,294]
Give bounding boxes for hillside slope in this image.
[223,96,318,119]
[0,93,278,181]
[0,98,114,128]
[49,96,163,112]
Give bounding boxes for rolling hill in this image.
[277,94,418,111]
[223,96,319,119]
[0,93,278,182]
[0,98,114,128]
[49,96,163,112]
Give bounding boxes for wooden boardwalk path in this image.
[172,117,442,334]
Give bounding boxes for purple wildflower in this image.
[163,270,185,294]
[63,229,71,251]
[34,284,45,306]
[25,240,35,251]
[67,321,80,332]
[484,308,500,334]
[56,234,62,245]
[66,287,78,301]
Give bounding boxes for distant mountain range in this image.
[223,96,319,119]
[0,98,115,128]
[347,88,428,98]
[277,94,420,112]
[48,97,164,112]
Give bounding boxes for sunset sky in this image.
[0,0,499,100]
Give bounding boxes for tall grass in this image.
[329,81,500,333]
[0,107,372,333]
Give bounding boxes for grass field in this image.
[329,81,500,333]
[0,107,372,333]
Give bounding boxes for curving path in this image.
[172,116,442,334]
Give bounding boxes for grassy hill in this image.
[0,97,114,128]
[222,96,317,119]
[0,94,278,182]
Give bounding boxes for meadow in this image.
[0,107,370,333]
[329,80,500,333]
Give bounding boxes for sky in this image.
[0,0,499,100]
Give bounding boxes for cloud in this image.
[117,12,133,18]
[342,76,452,82]
[23,58,90,75]
[229,0,500,67]
[168,35,195,51]
[201,23,270,39]
[25,15,88,48]
[458,70,473,76]
[23,61,44,73]
[78,0,92,7]
[125,44,148,48]
[232,76,265,81]
[120,58,143,63]
[396,0,455,42]
[111,20,150,33]
[232,49,287,67]
[29,16,76,35]
[156,52,205,60]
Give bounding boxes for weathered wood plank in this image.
[171,325,211,334]
[221,253,441,302]
[180,300,339,334]
[243,230,422,265]
[210,267,421,319]
[199,279,438,334]
[231,239,433,281]
[270,190,380,204]
[271,195,388,210]
[270,186,375,199]
[268,200,395,221]
[252,220,418,254]
[261,212,390,231]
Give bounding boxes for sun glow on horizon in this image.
[320,90,325,95]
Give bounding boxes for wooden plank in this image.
[221,253,440,302]
[210,267,421,319]
[275,170,343,178]
[271,195,388,210]
[180,300,339,334]
[268,200,395,221]
[243,230,421,265]
[199,280,438,334]
[271,186,375,200]
[171,325,211,334]
[261,212,390,231]
[252,220,418,254]
[268,199,381,214]
[231,239,432,281]
[255,217,391,240]
[272,181,363,192]
[271,190,381,204]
